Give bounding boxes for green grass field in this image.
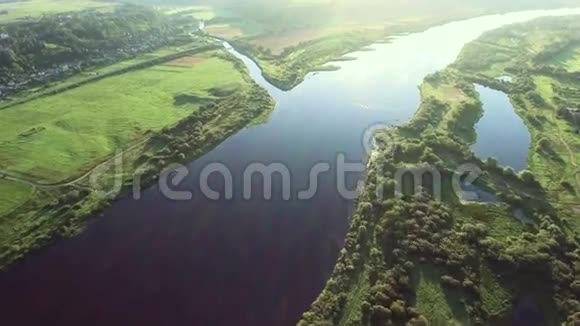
[162,5,216,20]
[0,180,32,216]
[527,76,580,207]
[547,43,580,72]
[0,41,211,110]
[0,0,117,23]
[414,265,467,325]
[480,266,512,318]
[0,53,246,183]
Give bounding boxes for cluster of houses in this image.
[0,34,178,99]
[0,62,82,99]
[0,5,184,100]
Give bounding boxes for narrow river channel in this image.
[1,8,579,326]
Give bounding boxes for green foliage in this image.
[414,265,466,325]
[479,266,512,317]
[0,179,32,216]
[0,4,179,84]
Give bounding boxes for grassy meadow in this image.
[0,52,246,183]
[0,179,33,216]
[547,43,580,72]
[0,41,214,110]
[528,76,580,206]
[162,5,216,20]
[413,264,467,325]
[0,0,117,23]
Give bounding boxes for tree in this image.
[485,157,498,169]
[0,48,17,67]
[371,305,392,324]
[408,315,430,326]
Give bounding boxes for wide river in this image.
[1,8,579,326]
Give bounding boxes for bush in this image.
[371,305,392,325]
[485,157,498,169]
[390,300,407,319]
[503,167,516,178]
[408,315,430,326]
[561,181,575,193]
[519,170,536,184]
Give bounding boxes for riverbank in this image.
[225,14,486,91]
[300,15,580,326]
[206,2,580,91]
[2,6,580,326]
[0,47,275,269]
[452,14,580,216]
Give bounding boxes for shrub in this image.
[371,305,392,324]
[485,157,498,169]
[503,167,516,178]
[390,300,407,319]
[408,315,430,326]
[561,181,575,193]
[519,170,536,184]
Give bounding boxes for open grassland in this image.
[0,40,215,110]
[413,264,467,325]
[0,0,117,23]
[162,5,216,20]
[0,179,32,216]
[528,76,580,207]
[0,52,246,183]
[205,24,246,40]
[455,15,580,78]
[547,43,580,72]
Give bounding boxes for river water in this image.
[1,8,579,326]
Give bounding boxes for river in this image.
[1,8,579,326]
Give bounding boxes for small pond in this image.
[472,84,531,171]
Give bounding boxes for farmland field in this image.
[0,52,247,183]
[0,41,213,110]
[205,24,246,39]
[162,5,216,20]
[0,180,32,216]
[0,0,117,23]
[547,43,580,72]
